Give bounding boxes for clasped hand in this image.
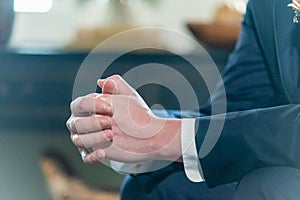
[66,75,181,164]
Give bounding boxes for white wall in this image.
[10,0,225,49]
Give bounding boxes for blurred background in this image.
[0,0,246,199]
[9,0,246,50]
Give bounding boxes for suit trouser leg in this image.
[234,166,300,200]
[120,162,237,200]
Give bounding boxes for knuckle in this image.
[98,93,109,99]
[95,98,112,112]
[66,118,71,130]
[67,117,77,132]
[70,100,76,112]
[90,93,98,98]
[78,95,94,111]
[74,137,83,147]
[73,118,80,131]
[96,116,109,128]
[77,98,87,110]
[111,74,121,81]
[67,118,77,133]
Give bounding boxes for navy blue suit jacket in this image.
[181,0,300,187]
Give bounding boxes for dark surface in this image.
[0,49,228,131]
[0,50,85,130]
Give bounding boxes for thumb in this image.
[97,75,135,95]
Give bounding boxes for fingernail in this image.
[97,79,105,87]
[102,118,111,128]
[106,131,113,140]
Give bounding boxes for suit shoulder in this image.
[250,0,277,12]
[246,0,274,25]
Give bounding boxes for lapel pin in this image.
[288,3,300,23]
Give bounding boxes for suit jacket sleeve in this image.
[194,1,300,187]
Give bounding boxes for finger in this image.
[72,129,113,149]
[293,0,300,8]
[97,75,136,96]
[71,133,79,143]
[83,144,151,164]
[70,134,92,157]
[67,115,111,134]
[97,79,105,89]
[292,0,300,9]
[70,93,97,116]
[98,79,118,94]
[83,149,106,164]
[70,93,112,116]
[80,149,89,160]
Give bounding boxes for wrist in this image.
[151,117,182,162]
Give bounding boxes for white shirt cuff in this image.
[181,118,205,182]
[110,160,154,175]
